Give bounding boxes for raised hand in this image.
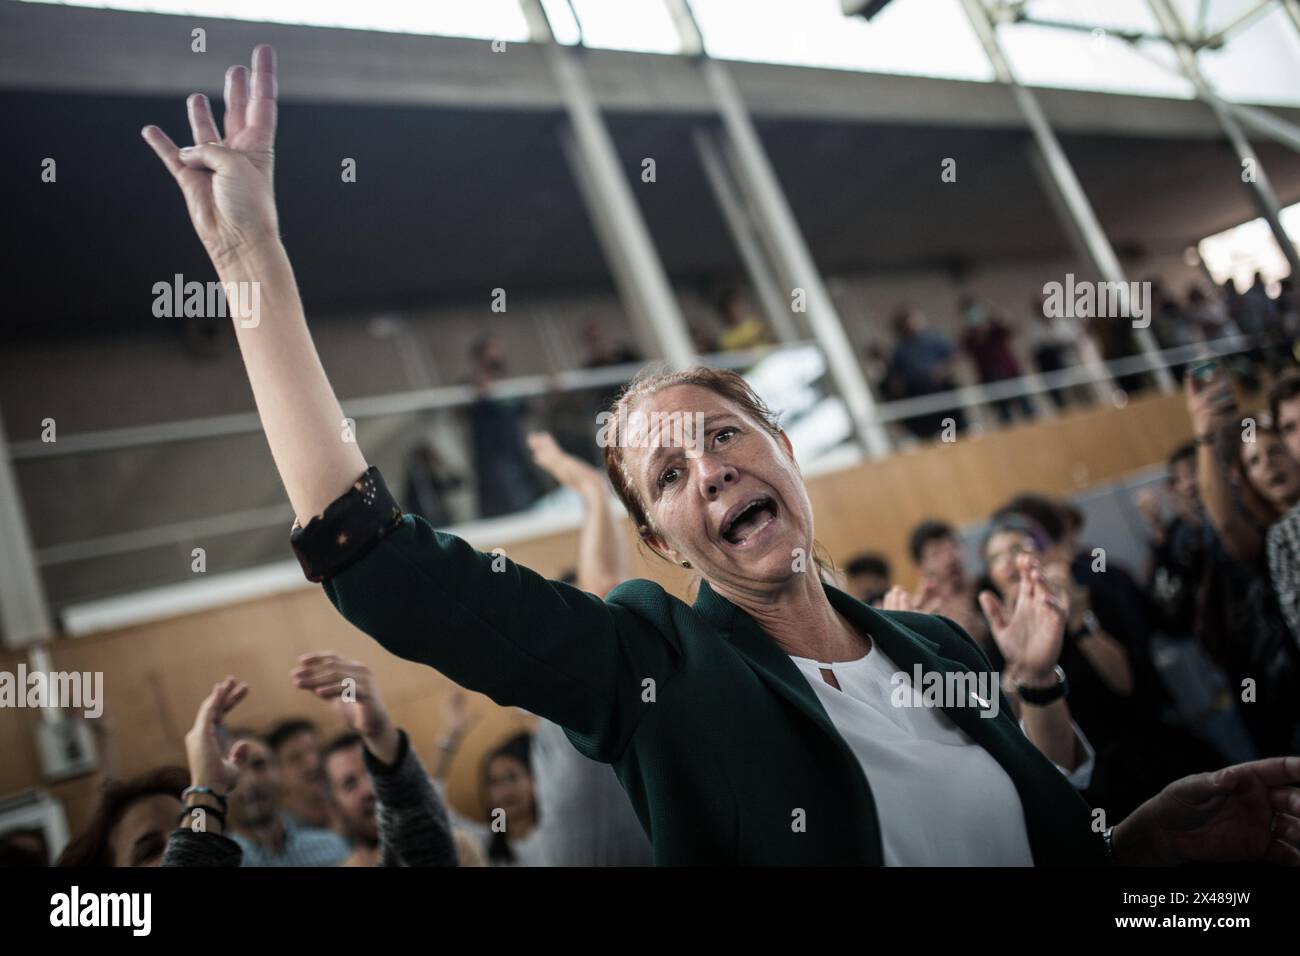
[291,653,400,765]
[1183,367,1236,440]
[141,44,280,270]
[527,430,603,493]
[910,577,947,615]
[184,677,251,797]
[1113,756,1300,866]
[439,687,474,742]
[978,553,1068,684]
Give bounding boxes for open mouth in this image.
[720,495,779,546]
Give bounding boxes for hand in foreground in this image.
[141,44,281,269]
[291,653,400,766]
[184,677,251,796]
[978,554,1068,685]
[1113,756,1300,866]
[880,579,945,614]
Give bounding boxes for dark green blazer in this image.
[324,514,1109,866]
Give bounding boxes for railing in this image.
[8,344,782,461]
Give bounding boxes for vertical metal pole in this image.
[665,0,891,455]
[716,134,797,304]
[1022,142,1120,403]
[961,0,1175,391]
[702,59,892,455]
[1147,0,1300,279]
[1281,0,1300,36]
[0,408,54,647]
[523,1,696,369]
[560,127,664,363]
[693,128,800,343]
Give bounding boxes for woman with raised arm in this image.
[143,46,1300,867]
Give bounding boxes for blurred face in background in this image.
[475,337,507,376]
[961,300,987,328]
[1059,523,1080,557]
[229,738,282,831]
[985,529,1038,606]
[720,292,758,329]
[847,569,890,605]
[1277,395,1300,463]
[110,794,183,867]
[325,744,378,847]
[483,754,535,829]
[902,308,926,337]
[1169,456,1200,518]
[918,535,967,592]
[1240,431,1300,511]
[275,728,331,828]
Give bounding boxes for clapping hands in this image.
[978,553,1069,686]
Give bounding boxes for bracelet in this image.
[1014,665,1069,706]
[182,785,228,811]
[1068,610,1100,643]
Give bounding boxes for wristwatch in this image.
[1068,610,1100,643]
[1015,665,1069,706]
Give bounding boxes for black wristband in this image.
[289,466,404,582]
[181,785,228,812]
[1016,665,1069,706]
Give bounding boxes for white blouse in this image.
[789,643,1036,866]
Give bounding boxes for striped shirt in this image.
[1266,502,1300,650]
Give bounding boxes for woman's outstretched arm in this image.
[141,48,674,753]
[142,45,366,524]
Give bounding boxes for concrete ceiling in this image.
[5,89,1300,342]
[3,1,1300,343]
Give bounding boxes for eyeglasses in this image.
[987,540,1037,569]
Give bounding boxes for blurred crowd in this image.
[411,274,1300,525]
[868,272,1299,440]
[844,364,1300,821]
